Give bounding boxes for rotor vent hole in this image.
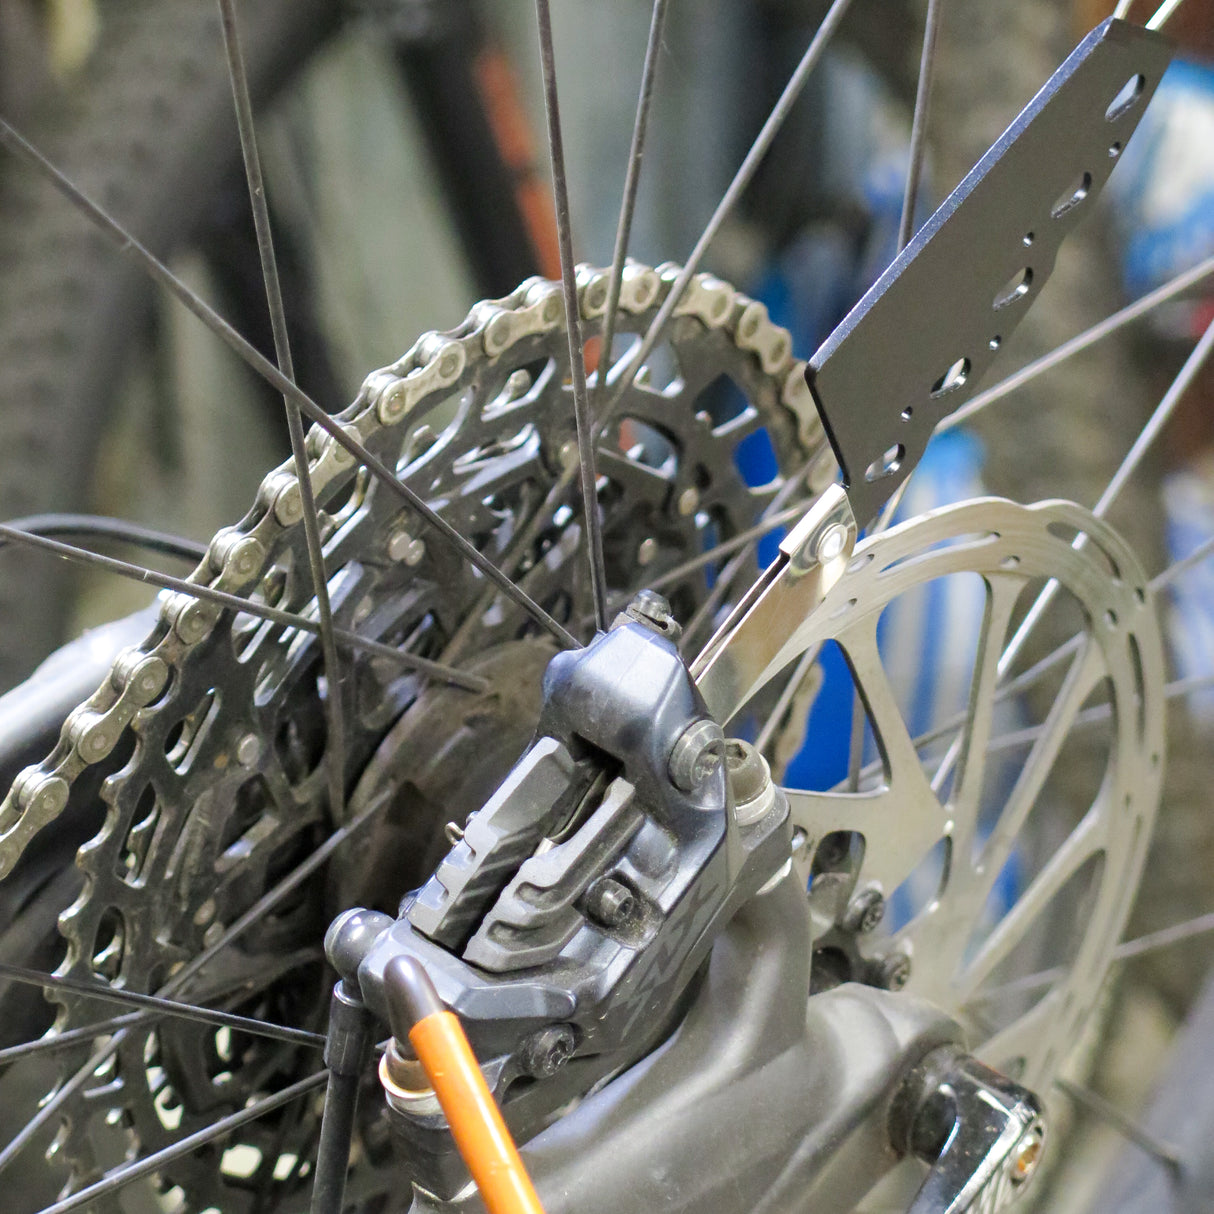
[1046,520,1120,580]
[781,642,884,793]
[993,267,1033,310]
[1050,171,1092,219]
[865,443,905,483]
[1106,73,1146,122]
[887,836,951,931]
[931,357,971,398]
[962,851,1105,1037]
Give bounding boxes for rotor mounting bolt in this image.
[520,1024,576,1080]
[669,718,726,792]
[585,876,634,928]
[878,952,912,991]
[844,886,886,935]
[387,528,426,566]
[637,537,659,566]
[815,522,849,564]
[677,487,700,516]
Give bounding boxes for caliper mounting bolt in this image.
[668,718,726,791]
[519,1024,577,1079]
[585,876,634,927]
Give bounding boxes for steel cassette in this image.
[0,263,831,1210]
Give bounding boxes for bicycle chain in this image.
[0,262,833,1208]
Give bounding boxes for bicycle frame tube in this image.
[408,874,961,1214]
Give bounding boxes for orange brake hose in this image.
[384,956,546,1214]
[410,1011,546,1214]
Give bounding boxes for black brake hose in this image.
[0,514,207,564]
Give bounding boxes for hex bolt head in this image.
[520,1024,576,1079]
[878,952,912,991]
[844,886,886,935]
[585,876,634,927]
[669,718,726,792]
[235,733,262,768]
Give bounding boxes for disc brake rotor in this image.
[0,264,831,1209]
[781,496,1164,1094]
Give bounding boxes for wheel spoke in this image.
[1003,314,1214,669]
[0,960,325,1048]
[0,1011,144,1066]
[534,0,609,634]
[971,640,1104,887]
[1055,1076,1182,1171]
[1147,0,1188,29]
[940,252,1214,434]
[755,644,821,756]
[1114,906,1214,962]
[940,575,1021,839]
[960,808,1102,996]
[620,501,810,606]
[596,0,671,404]
[0,117,578,650]
[680,470,810,651]
[1151,531,1214,590]
[897,0,947,253]
[602,0,857,420]
[0,523,488,690]
[38,1071,328,1214]
[975,990,1060,1072]
[217,0,347,820]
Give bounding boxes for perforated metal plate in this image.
[806,17,1173,527]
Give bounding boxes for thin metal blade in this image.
[807,17,1173,527]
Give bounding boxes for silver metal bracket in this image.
[894,1048,1046,1214]
[690,484,856,723]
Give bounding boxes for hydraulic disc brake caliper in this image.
[330,605,792,1197]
